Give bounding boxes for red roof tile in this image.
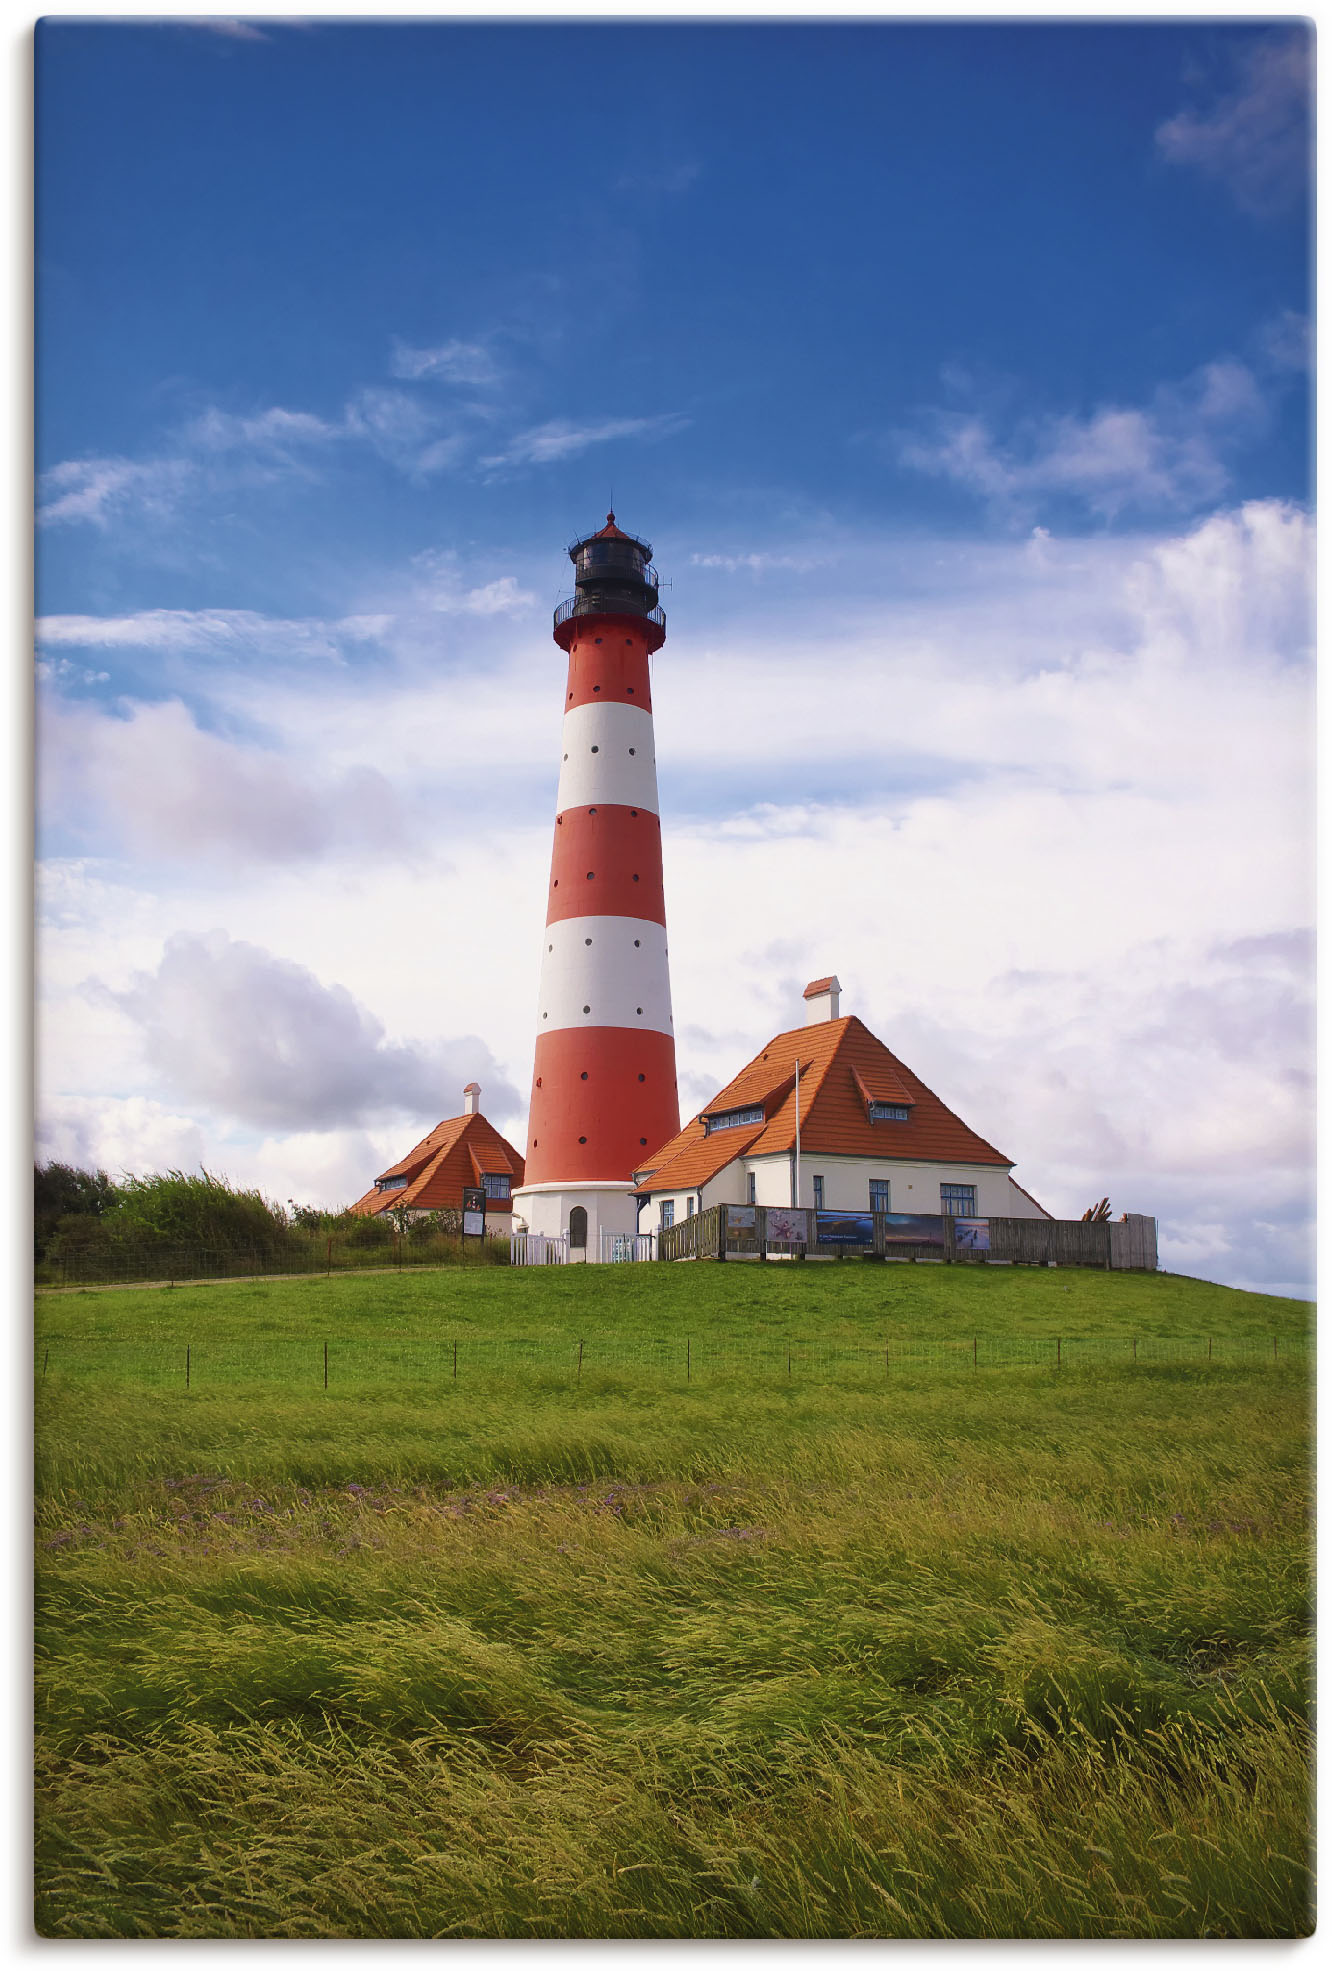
[803,975,838,998]
[349,1111,524,1216]
[637,1014,1010,1194]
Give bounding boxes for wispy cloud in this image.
[389,338,501,387]
[187,404,341,453]
[613,161,702,196]
[36,607,392,662]
[480,413,689,470]
[38,454,197,529]
[178,17,269,42]
[690,550,827,575]
[898,355,1269,521]
[1156,30,1311,217]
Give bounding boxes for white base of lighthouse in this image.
[510,1180,642,1261]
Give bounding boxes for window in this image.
[660,1200,674,1229]
[686,1196,695,1218]
[482,1173,511,1201]
[940,1184,977,1217]
[376,1175,409,1192]
[869,1101,911,1123]
[813,1175,825,1209]
[704,1104,764,1135]
[569,1206,587,1249]
[747,1172,757,1205]
[869,1179,891,1214]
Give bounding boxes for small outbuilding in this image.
[634,976,1050,1233]
[349,1084,525,1234]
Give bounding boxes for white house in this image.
[634,976,1050,1234]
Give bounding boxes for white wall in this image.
[637,1152,1050,1230]
[511,1182,640,1252]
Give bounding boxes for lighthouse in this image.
[510,515,681,1259]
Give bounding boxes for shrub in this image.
[34,1163,120,1259]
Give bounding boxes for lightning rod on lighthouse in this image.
[510,514,681,1259]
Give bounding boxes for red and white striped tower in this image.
[510,514,680,1258]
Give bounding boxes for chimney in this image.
[802,975,841,1024]
[463,1082,481,1116]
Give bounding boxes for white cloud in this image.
[36,607,392,663]
[480,413,689,469]
[689,551,826,575]
[111,930,520,1132]
[1156,31,1311,217]
[186,19,267,41]
[36,1095,209,1179]
[186,404,340,453]
[899,355,1272,520]
[40,696,410,865]
[38,454,196,529]
[34,500,1314,1291]
[389,338,501,387]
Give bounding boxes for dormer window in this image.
[482,1173,511,1201]
[869,1101,911,1123]
[376,1174,410,1192]
[703,1103,764,1135]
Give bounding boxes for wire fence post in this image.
[186,1343,191,1390]
[453,1339,458,1381]
[323,1340,328,1389]
[1056,1336,1061,1369]
[577,1337,584,1380]
[686,1338,691,1382]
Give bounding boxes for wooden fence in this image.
[657,1206,1157,1270]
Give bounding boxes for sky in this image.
[33,13,1314,1296]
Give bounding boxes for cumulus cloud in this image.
[112,931,520,1131]
[40,696,409,864]
[898,356,1271,520]
[1156,31,1311,217]
[34,499,1314,1292]
[480,413,689,469]
[389,338,501,387]
[36,1094,209,1179]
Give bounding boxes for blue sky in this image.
[35,16,1314,1295]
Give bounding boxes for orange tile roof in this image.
[851,1063,914,1107]
[637,1014,1011,1194]
[635,1119,767,1193]
[803,976,838,998]
[349,1111,524,1217]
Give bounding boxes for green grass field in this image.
[35,1262,1314,1938]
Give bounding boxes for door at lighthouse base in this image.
[568,1206,588,1261]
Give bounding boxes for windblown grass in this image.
[35,1266,1313,1937]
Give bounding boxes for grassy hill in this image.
[35,1265,1313,1938]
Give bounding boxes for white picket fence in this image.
[510,1233,569,1266]
[509,1231,654,1266]
[598,1230,655,1264]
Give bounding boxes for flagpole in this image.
[794,1058,801,1209]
